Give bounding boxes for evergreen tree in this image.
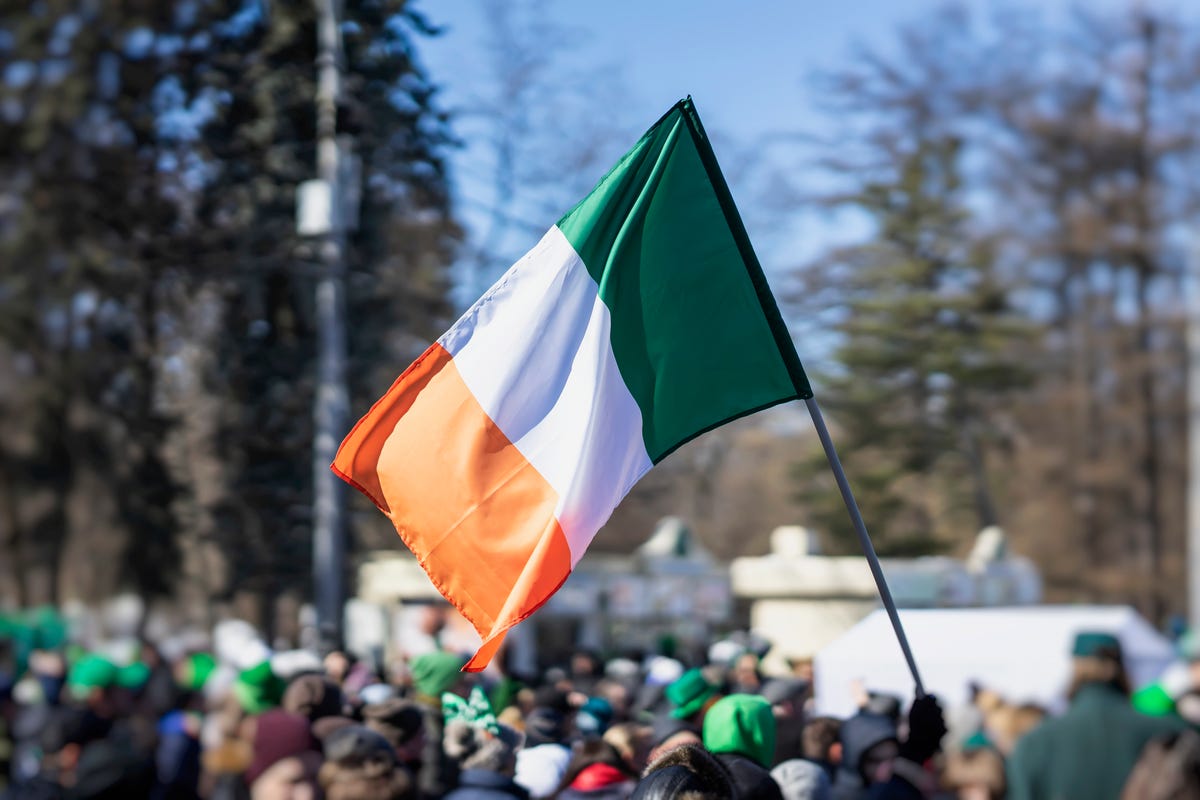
[796,137,1031,555]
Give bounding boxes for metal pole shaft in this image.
[312,0,348,653]
[1189,237,1200,629]
[804,396,926,696]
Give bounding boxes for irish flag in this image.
[333,99,812,670]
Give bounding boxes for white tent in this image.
[813,605,1176,718]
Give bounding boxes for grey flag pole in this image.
[804,396,927,697]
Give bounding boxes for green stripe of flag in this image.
[557,97,812,463]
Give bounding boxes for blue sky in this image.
[414,0,1139,314]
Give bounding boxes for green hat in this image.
[961,731,994,752]
[178,652,217,692]
[233,661,286,714]
[116,661,151,690]
[666,668,718,720]
[702,694,776,768]
[67,654,119,699]
[1072,632,1122,659]
[410,651,467,699]
[29,606,67,651]
[1133,683,1176,717]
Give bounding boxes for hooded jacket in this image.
[831,712,897,800]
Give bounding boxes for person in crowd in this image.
[771,759,832,800]
[662,670,719,729]
[941,743,1006,800]
[569,652,603,698]
[574,698,614,741]
[631,744,734,800]
[1,706,103,800]
[761,678,810,766]
[319,724,414,800]
[643,715,701,768]
[701,694,784,799]
[982,702,1044,758]
[832,695,945,800]
[442,719,527,800]
[241,710,322,800]
[729,653,764,696]
[1007,631,1188,800]
[364,698,428,776]
[1120,728,1200,800]
[282,675,344,727]
[553,739,638,800]
[602,723,653,777]
[410,651,469,799]
[513,708,571,799]
[800,717,841,784]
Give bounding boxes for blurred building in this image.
[355,517,731,674]
[354,518,1040,675]
[732,525,1043,674]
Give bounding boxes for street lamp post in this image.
[300,0,352,653]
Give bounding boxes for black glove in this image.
[898,694,946,764]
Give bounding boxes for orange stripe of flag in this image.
[332,342,573,671]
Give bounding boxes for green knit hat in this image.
[702,694,776,768]
[233,660,286,714]
[666,668,718,720]
[116,661,151,690]
[1132,683,1176,717]
[410,651,467,699]
[67,655,120,700]
[177,652,217,692]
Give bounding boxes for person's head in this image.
[554,739,636,794]
[762,678,810,718]
[523,706,567,747]
[1121,729,1200,800]
[363,698,426,763]
[319,724,412,800]
[65,654,120,717]
[632,744,736,800]
[664,669,719,723]
[324,651,354,686]
[985,703,1045,756]
[244,710,323,800]
[647,714,702,765]
[596,678,633,720]
[575,696,614,738]
[730,653,762,691]
[443,720,521,776]
[283,674,344,723]
[942,747,1006,800]
[604,722,655,775]
[801,716,842,765]
[1068,631,1130,699]
[789,658,814,683]
[571,650,601,680]
[701,694,776,769]
[839,711,898,786]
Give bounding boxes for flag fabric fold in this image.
[332,97,812,671]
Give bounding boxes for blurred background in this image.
[1,0,1199,661]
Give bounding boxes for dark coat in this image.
[444,769,530,800]
[1006,682,1188,800]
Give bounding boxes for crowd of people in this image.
[2,609,1200,800]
